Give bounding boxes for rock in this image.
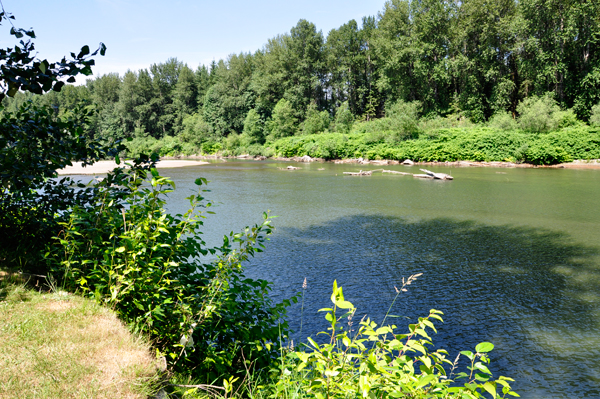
[299,155,313,162]
[402,159,415,165]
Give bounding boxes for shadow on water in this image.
[246,215,600,399]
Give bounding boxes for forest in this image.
[3,0,600,162]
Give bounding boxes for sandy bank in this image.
[57,160,209,175]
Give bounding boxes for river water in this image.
[151,160,599,398]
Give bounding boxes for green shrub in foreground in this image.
[266,280,518,399]
[45,166,291,381]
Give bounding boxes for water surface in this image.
[159,160,600,398]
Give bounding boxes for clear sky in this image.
[1,0,385,82]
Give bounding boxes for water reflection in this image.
[245,215,600,399]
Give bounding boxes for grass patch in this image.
[0,279,159,399]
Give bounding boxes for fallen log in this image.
[419,168,453,180]
[343,170,372,176]
[413,173,434,179]
[382,170,412,176]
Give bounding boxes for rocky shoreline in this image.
[161,154,600,170]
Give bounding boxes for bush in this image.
[45,167,292,381]
[590,103,600,127]
[385,100,422,140]
[488,112,517,131]
[517,95,561,133]
[266,280,518,399]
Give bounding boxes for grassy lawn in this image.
[0,276,159,399]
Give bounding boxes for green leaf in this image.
[335,299,354,309]
[476,342,494,353]
[415,374,436,389]
[483,382,497,398]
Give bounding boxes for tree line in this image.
[4,0,600,148]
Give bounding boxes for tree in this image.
[0,9,117,271]
[266,98,297,140]
[301,102,330,135]
[243,108,266,144]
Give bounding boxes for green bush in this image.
[488,112,517,131]
[590,103,600,127]
[517,95,561,133]
[266,280,518,399]
[270,126,600,164]
[45,167,291,381]
[385,99,422,140]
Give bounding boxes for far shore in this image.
[57,160,210,175]
[57,157,600,175]
[211,154,600,169]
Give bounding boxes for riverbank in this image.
[125,126,600,168]
[0,276,159,398]
[57,159,209,175]
[158,153,600,170]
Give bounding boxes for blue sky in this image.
[1,0,385,82]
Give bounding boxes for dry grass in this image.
[0,282,160,399]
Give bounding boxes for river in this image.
[148,160,600,398]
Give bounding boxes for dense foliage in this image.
[0,9,293,384]
[3,0,600,159]
[45,167,291,380]
[264,280,518,399]
[0,10,114,271]
[269,125,600,165]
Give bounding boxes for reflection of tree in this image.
[247,215,600,398]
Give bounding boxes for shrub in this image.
[517,95,561,133]
[267,280,518,399]
[590,103,600,127]
[385,100,422,140]
[45,167,291,380]
[488,112,517,131]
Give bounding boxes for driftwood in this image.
[343,170,373,176]
[419,168,453,180]
[343,169,384,176]
[382,170,412,176]
[413,174,434,179]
